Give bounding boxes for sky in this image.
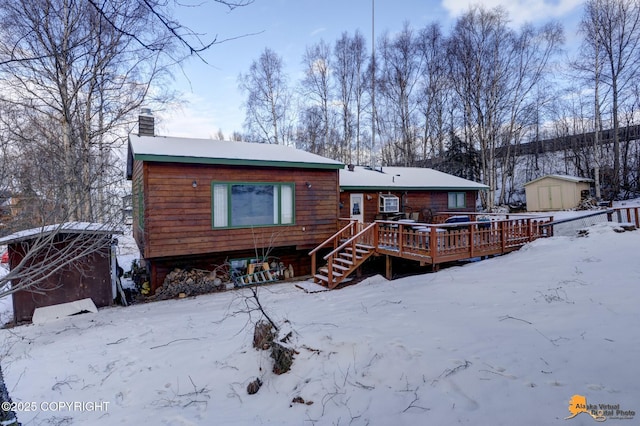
[1,203,639,424]
[157,0,586,139]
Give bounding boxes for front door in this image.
[350,193,364,223]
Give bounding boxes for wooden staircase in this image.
[310,221,378,289]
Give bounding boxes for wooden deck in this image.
[310,214,554,288]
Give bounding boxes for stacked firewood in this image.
[153,268,227,300]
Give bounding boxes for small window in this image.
[448,192,466,209]
[212,182,295,228]
[379,194,399,213]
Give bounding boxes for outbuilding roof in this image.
[524,174,594,186]
[339,166,489,191]
[127,134,344,173]
[0,222,121,246]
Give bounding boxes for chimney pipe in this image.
[138,108,154,136]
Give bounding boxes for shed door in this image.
[350,193,364,223]
[538,185,562,210]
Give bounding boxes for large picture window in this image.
[211,182,295,228]
[448,192,466,209]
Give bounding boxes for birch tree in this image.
[239,48,292,145]
[0,0,171,226]
[581,0,640,198]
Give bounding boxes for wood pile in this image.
[153,268,226,300]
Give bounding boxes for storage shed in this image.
[524,175,593,211]
[0,222,118,323]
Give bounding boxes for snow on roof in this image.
[339,166,489,190]
[128,134,344,170]
[0,222,122,246]
[524,174,594,186]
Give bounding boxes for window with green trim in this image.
[448,192,466,209]
[211,182,295,228]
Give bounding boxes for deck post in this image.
[373,222,379,247]
[468,224,474,258]
[311,253,316,282]
[429,226,438,264]
[500,220,506,253]
[385,255,392,280]
[398,223,404,256]
[327,257,333,287]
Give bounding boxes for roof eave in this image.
[134,153,344,170]
[340,185,488,191]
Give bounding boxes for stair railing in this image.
[309,220,359,281]
[322,222,378,288]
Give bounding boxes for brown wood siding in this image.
[340,190,478,223]
[143,162,339,260]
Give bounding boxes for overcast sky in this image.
[157,0,586,140]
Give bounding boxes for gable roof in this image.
[524,174,594,186]
[127,135,344,176]
[340,166,489,191]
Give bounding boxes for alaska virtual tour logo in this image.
[565,395,636,422]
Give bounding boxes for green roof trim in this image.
[134,153,344,170]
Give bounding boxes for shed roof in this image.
[0,222,121,246]
[524,174,594,186]
[339,166,489,191]
[128,134,344,171]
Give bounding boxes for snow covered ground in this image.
[0,217,638,425]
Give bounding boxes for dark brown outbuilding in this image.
[0,223,117,323]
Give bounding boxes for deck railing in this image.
[609,206,640,227]
[375,215,553,265]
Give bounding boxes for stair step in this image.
[331,263,350,272]
[334,257,354,265]
[356,243,375,250]
[314,274,329,283]
[319,267,343,277]
[340,252,363,260]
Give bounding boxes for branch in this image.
[150,338,201,349]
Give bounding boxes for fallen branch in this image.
[402,387,430,413]
[499,315,532,325]
[150,338,201,349]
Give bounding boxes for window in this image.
[211,182,295,228]
[448,192,466,209]
[379,194,399,213]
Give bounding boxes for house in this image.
[524,174,593,211]
[0,222,118,323]
[339,165,489,223]
[126,120,344,292]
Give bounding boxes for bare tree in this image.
[0,0,173,226]
[378,23,424,166]
[447,6,562,209]
[333,31,368,164]
[416,23,449,161]
[581,0,640,198]
[238,48,292,145]
[300,40,334,157]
